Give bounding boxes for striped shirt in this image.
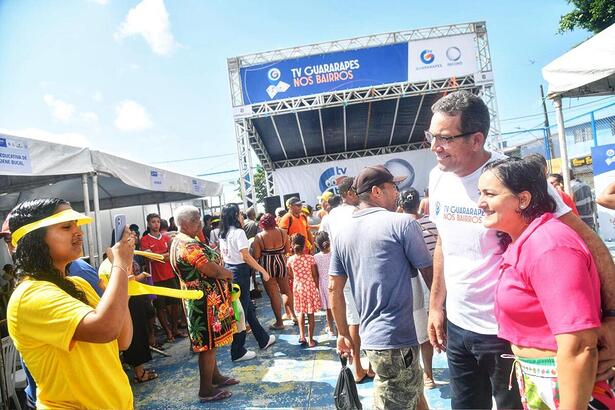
[417,216,438,256]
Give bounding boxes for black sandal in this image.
[134,369,158,383]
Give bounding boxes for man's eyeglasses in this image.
[424,130,478,145]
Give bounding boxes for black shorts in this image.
[153,277,180,308]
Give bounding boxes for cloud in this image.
[43,94,75,122]
[87,0,109,4]
[114,100,153,131]
[80,112,99,123]
[0,128,90,147]
[114,0,180,56]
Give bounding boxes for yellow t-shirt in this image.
[7,276,133,409]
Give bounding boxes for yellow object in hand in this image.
[98,259,203,300]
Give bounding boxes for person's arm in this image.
[420,266,434,290]
[117,311,133,351]
[240,248,270,281]
[311,263,319,289]
[597,182,615,209]
[196,261,233,281]
[428,236,447,352]
[555,330,598,409]
[282,230,291,254]
[328,245,353,362]
[73,227,132,343]
[252,235,262,260]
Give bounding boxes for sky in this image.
[0,0,613,200]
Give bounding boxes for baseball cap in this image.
[285,197,303,208]
[353,165,406,195]
[316,191,333,202]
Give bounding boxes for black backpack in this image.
[334,354,363,410]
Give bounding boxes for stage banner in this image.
[240,43,409,105]
[272,149,437,206]
[408,34,478,83]
[592,144,615,241]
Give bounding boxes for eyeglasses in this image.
[424,130,478,145]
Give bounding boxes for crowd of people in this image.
[1,91,615,409]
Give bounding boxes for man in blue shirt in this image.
[329,165,433,410]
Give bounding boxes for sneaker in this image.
[261,335,276,350]
[233,350,256,362]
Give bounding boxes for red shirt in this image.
[558,190,579,216]
[140,233,174,282]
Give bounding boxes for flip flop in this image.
[199,389,232,402]
[355,373,375,384]
[298,338,308,347]
[269,323,285,330]
[134,369,158,383]
[308,339,318,348]
[215,376,240,387]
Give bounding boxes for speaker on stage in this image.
[282,193,300,208]
[264,195,282,215]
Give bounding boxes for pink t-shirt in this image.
[495,213,601,351]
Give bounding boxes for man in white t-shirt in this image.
[427,90,615,409]
[321,176,375,383]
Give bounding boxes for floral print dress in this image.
[170,232,236,352]
[287,254,321,314]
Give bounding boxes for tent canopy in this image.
[543,24,615,99]
[0,133,222,212]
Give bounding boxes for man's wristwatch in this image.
[602,309,615,319]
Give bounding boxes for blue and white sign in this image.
[150,170,165,190]
[592,144,615,240]
[408,34,478,83]
[0,136,32,174]
[240,43,409,104]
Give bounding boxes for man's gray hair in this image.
[431,90,490,139]
[174,205,201,228]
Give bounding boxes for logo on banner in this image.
[319,166,347,194]
[420,50,435,64]
[435,201,441,216]
[384,158,415,191]
[446,46,461,62]
[265,67,291,99]
[606,149,615,166]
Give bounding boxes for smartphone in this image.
[113,214,126,244]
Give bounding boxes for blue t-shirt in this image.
[329,207,432,350]
[68,259,104,296]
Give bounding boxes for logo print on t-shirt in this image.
[441,204,485,224]
[435,201,441,216]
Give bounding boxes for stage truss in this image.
[228,21,500,208]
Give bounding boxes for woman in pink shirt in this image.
[477,157,613,410]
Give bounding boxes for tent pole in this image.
[92,173,104,268]
[81,174,96,265]
[553,97,571,194]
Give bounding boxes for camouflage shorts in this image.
[365,346,423,410]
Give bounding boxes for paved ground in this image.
[131,291,452,409]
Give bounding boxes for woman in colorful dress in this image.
[477,158,615,409]
[287,233,321,348]
[170,205,238,403]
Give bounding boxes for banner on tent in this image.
[408,34,478,83]
[272,149,437,205]
[592,143,615,240]
[0,136,32,174]
[150,170,166,190]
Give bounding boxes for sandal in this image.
[199,389,232,402]
[308,339,318,348]
[355,373,374,384]
[134,369,158,383]
[214,376,240,387]
[269,323,285,330]
[298,338,308,347]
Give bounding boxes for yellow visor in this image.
[12,209,93,247]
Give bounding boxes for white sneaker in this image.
[261,335,276,350]
[233,350,256,362]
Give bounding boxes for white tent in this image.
[0,133,222,265]
[542,23,615,191]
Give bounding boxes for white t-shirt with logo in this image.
[219,227,250,265]
[429,152,569,334]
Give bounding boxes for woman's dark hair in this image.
[315,231,330,252]
[219,203,242,239]
[160,219,169,231]
[8,198,88,304]
[399,188,421,214]
[483,157,556,250]
[327,195,342,210]
[290,233,306,254]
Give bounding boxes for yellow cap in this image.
[317,191,333,202]
[12,209,93,247]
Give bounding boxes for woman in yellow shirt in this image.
[7,198,134,409]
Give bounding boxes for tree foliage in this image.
[235,165,267,204]
[559,0,615,33]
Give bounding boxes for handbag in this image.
[333,354,363,410]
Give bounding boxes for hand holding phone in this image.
[114,214,127,245]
